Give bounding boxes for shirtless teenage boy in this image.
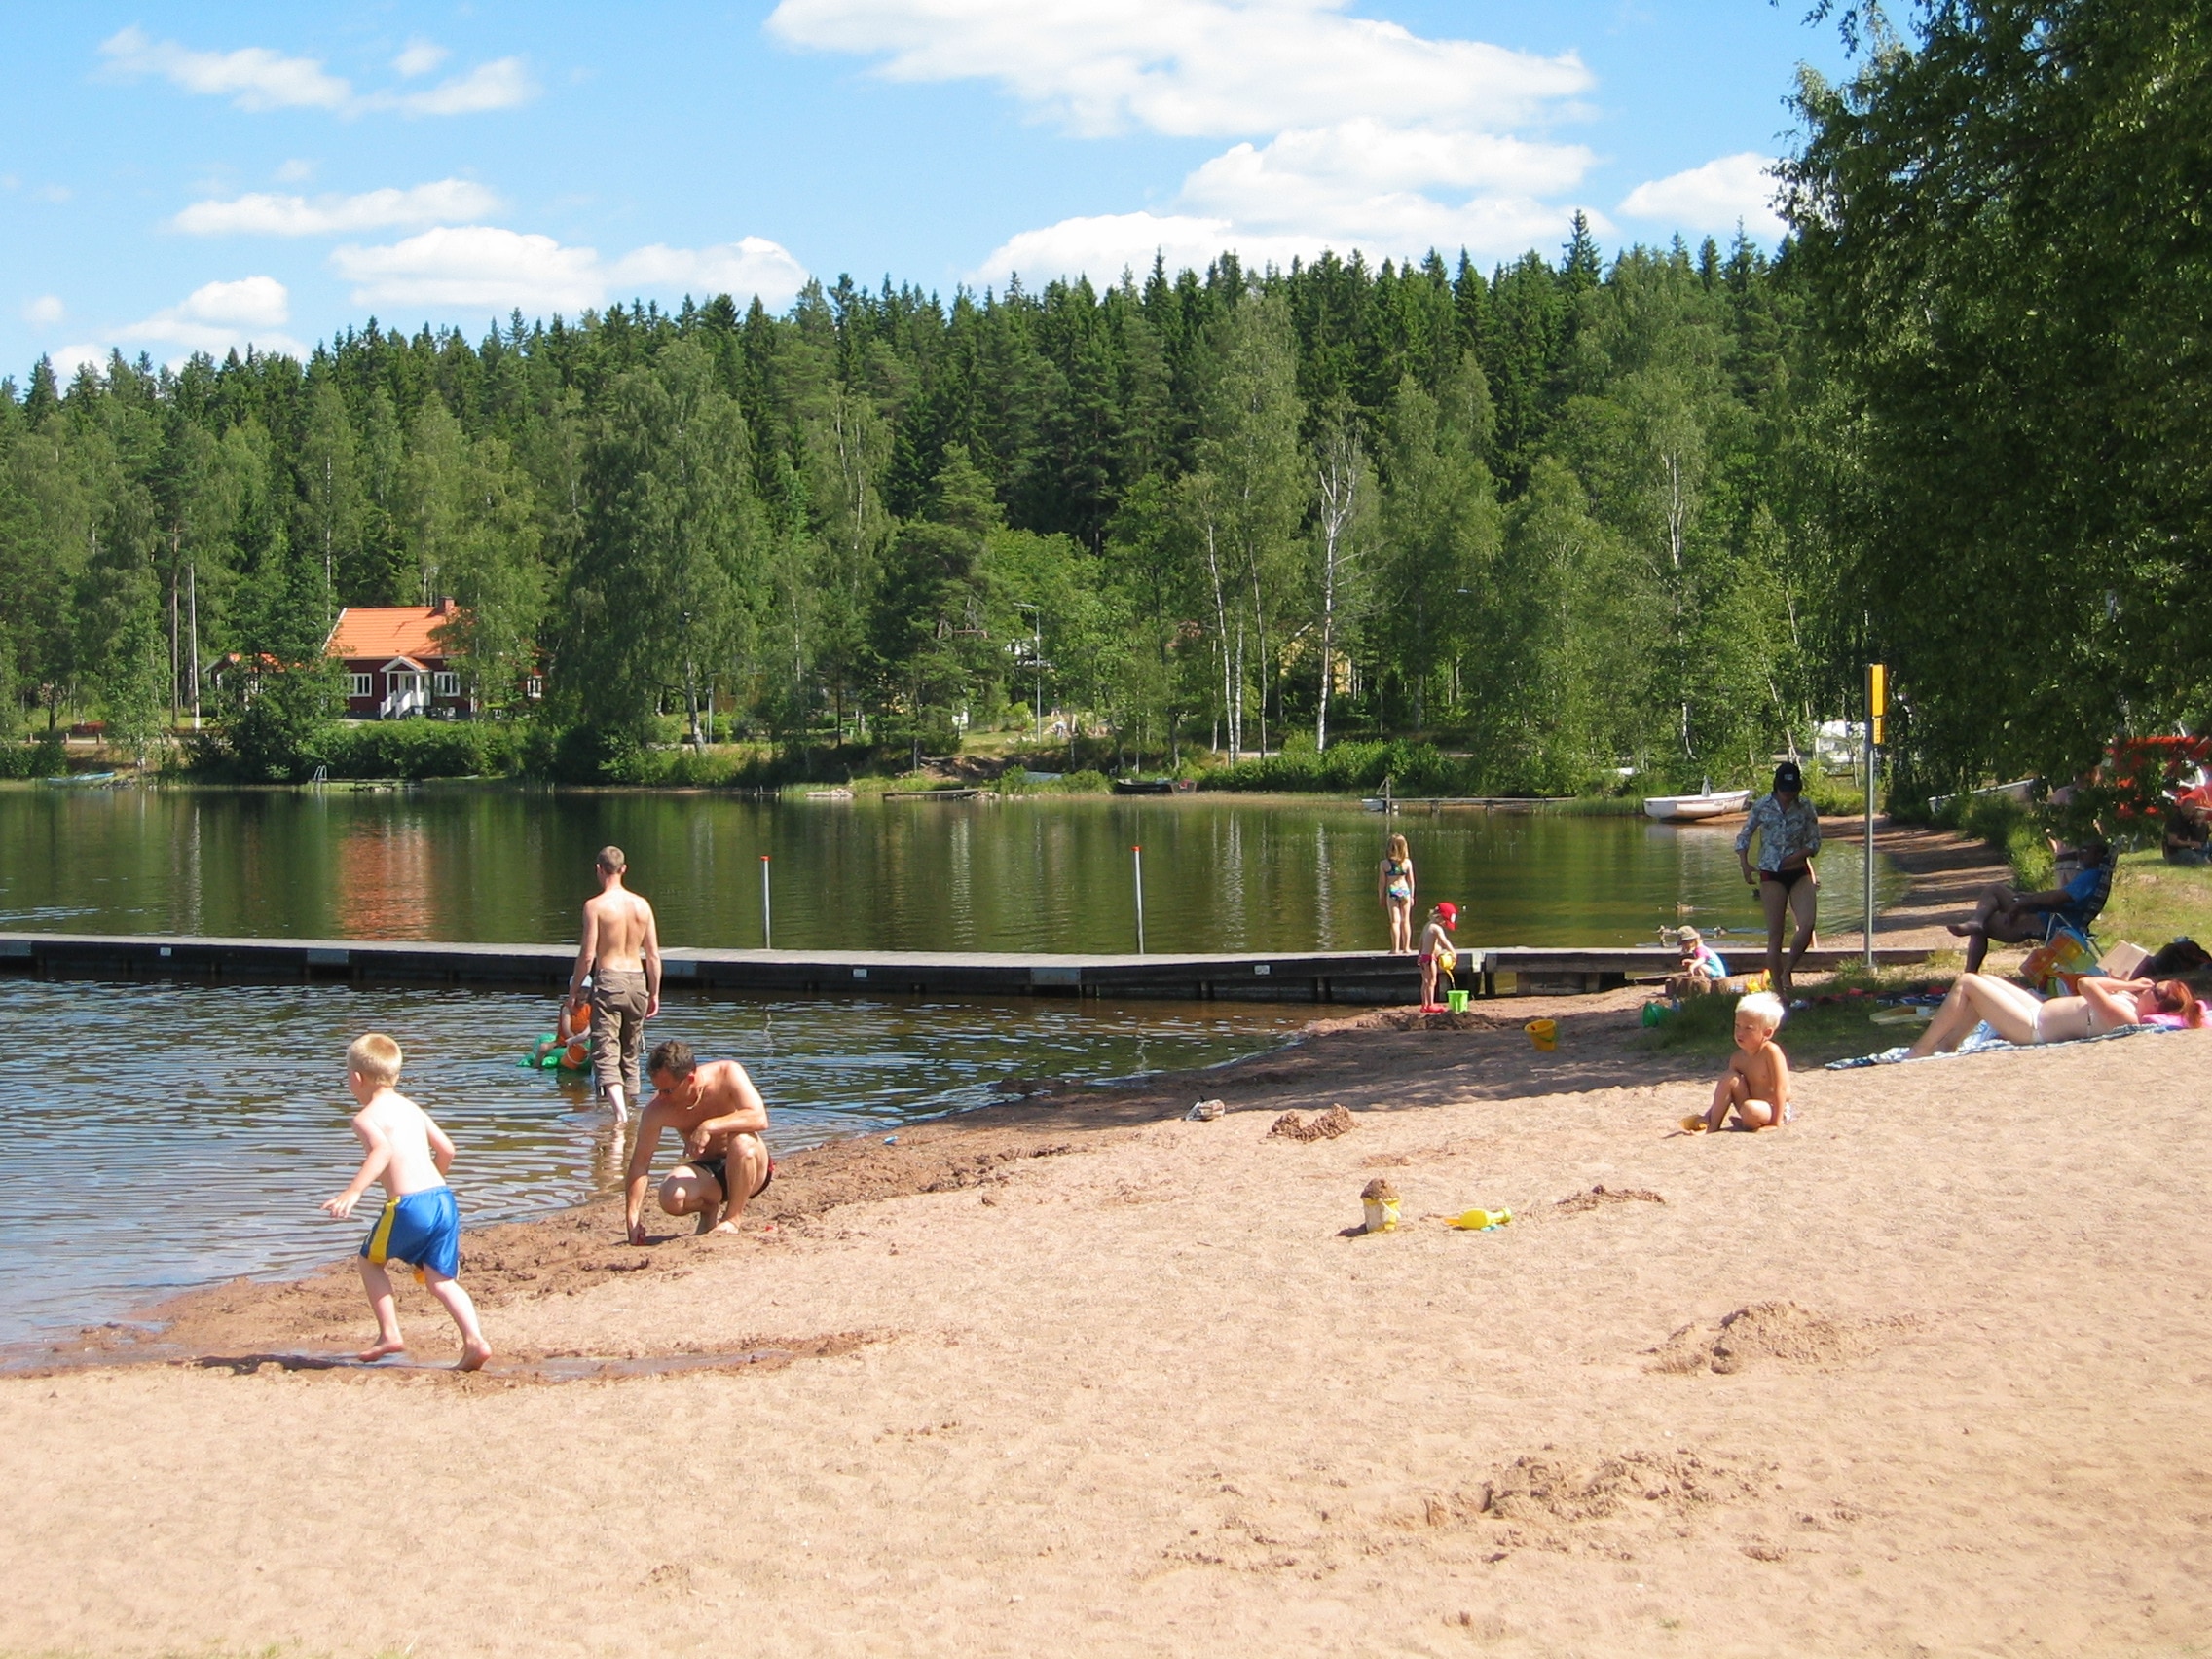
[319,1032,492,1369]
[567,845,661,1122]
[624,1039,774,1242]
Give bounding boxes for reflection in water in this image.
[0,787,1907,952]
[0,977,1309,1344]
[335,817,438,939]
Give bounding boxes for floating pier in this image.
[0,931,1934,1004]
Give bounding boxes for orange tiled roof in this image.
[325,605,461,663]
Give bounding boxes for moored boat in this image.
[1643,788,1751,823]
[1111,777,1195,795]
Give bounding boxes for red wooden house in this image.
[324,599,542,719]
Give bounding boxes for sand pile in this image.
[1267,1104,1354,1141]
[1648,1300,1917,1375]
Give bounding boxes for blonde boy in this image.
[1684,991,1792,1132]
[320,1033,492,1370]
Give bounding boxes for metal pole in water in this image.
[1132,844,1145,954]
[760,854,772,950]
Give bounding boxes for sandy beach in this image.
[7,827,2209,1656]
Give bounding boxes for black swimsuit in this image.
[689,1150,774,1198]
[1761,866,1811,893]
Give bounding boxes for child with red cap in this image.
[1418,902,1459,1013]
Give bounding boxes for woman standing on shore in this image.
[1735,760,1822,1000]
[1379,833,1416,953]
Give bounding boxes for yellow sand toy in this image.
[1360,1178,1401,1233]
[1447,1207,1514,1230]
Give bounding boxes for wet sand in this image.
[15,827,2209,1655]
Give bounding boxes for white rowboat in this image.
[1643,788,1751,823]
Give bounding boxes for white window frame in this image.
[433,671,461,697]
[347,672,373,698]
[524,675,544,699]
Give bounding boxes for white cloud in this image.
[53,345,108,381]
[114,276,308,359]
[98,26,350,111]
[973,116,1605,287]
[977,211,1296,289]
[98,28,534,119]
[1182,122,1592,224]
[330,227,808,314]
[608,240,812,303]
[23,295,65,326]
[1618,152,1784,239]
[332,227,603,313]
[774,2,1611,289]
[275,158,316,183]
[389,56,537,115]
[171,180,503,237]
[767,0,1589,138]
[393,39,450,78]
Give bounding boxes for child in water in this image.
[1683,991,1792,1132]
[1418,902,1459,1012]
[320,1032,493,1370]
[530,995,592,1070]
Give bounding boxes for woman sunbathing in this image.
[1906,973,2202,1059]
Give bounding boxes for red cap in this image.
[1437,902,1457,927]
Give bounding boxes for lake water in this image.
[0,977,1309,1346]
[0,786,1906,1345]
[0,786,1904,952]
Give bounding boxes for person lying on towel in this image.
[1905,973,2202,1059]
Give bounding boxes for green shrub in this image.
[324,720,520,781]
[0,734,53,778]
[1057,769,1112,793]
[1802,768,1867,817]
[1948,793,2054,889]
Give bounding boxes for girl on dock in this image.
[1379,834,1416,953]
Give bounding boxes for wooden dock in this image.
[0,932,1935,1004]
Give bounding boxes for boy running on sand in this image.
[319,1033,492,1370]
[1683,991,1792,1132]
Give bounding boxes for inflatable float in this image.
[521,1004,591,1072]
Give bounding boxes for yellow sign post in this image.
[1863,664,1886,966]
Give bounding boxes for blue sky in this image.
[0,1,1850,378]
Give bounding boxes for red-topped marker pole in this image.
[1132,844,1146,954]
[760,854,773,950]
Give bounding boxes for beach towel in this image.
[1825,1020,2166,1070]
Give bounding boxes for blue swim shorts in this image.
[360,1185,461,1279]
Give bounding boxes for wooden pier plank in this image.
[0,932,1932,1003]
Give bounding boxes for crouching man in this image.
[624,1039,775,1242]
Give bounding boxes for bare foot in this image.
[694,1209,720,1235]
[708,1218,744,1235]
[1947,921,1972,937]
[456,1339,492,1373]
[356,1338,407,1362]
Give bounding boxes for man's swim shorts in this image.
[360,1185,461,1278]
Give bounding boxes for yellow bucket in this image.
[1361,1197,1400,1234]
[1525,1018,1557,1051]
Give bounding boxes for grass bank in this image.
[1636,961,1961,1068]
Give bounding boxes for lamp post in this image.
[1014,602,1046,743]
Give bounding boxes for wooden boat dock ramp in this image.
[0,932,1933,1003]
